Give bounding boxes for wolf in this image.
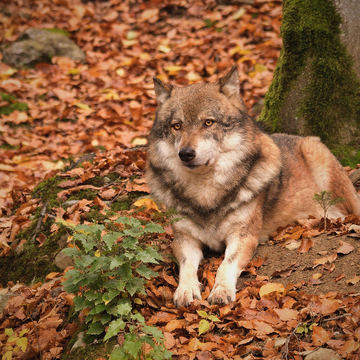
[146,66,360,307]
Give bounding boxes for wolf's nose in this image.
[179,147,196,162]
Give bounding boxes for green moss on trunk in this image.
[259,0,360,153]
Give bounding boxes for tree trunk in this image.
[259,0,360,160]
[335,0,360,77]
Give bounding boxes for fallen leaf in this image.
[312,273,322,279]
[298,238,313,253]
[199,319,210,336]
[133,198,159,211]
[312,326,330,346]
[147,311,177,326]
[308,278,322,285]
[45,272,61,281]
[336,240,354,254]
[163,332,175,350]
[164,319,186,332]
[313,252,337,266]
[285,241,300,250]
[346,276,360,285]
[338,339,360,357]
[259,283,284,298]
[273,308,298,321]
[311,298,340,316]
[141,8,159,22]
[271,268,293,278]
[103,10,118,22]
[348,224,360,235]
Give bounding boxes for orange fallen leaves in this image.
[336,240,355,254]
[298,238,313,253]
[0,279,76,360]
[313,252,337,266]
[312,325,330,346]
[259,282,284,298]
[133,198,159,211]
[1,1,360,359]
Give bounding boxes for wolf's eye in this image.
[173,123,181,130]
[204,119,214,127]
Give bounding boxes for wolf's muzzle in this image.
[179,147,196,162]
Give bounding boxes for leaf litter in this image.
[0,0,360,359]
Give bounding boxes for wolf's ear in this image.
[153,77,173,107]
[219,66,246,111]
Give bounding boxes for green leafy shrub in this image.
[61,216,172,360]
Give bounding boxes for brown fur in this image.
[147,67,360,307]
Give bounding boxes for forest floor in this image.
[1,0,360,359]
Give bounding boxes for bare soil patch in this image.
[238,233,360,296]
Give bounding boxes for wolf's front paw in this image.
[173,282,202,308]
[208,283,236,305]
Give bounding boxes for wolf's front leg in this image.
[172,233,204,308]
[208,233,258,305]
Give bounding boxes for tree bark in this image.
[259,0,360,160]
[335,0,360,77]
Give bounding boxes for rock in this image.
[15,241,25,254]
[304,348,342,360]
[50,286,65,298]
[0,293,12,314]
[62,200,80,209]
[2,28,86,67]
[71,332,86,352]
[349,169,360,185]
[57,234,68,249]
[54,251,74,270]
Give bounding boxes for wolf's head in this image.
[148,67,257,173]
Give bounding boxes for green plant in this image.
[2,328,29,360]
[196,310,220,336]
[313,190,345,231]
[296,322,318,334]
[60,216,172,360]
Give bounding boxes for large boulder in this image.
[2,28,86,67]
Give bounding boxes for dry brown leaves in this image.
[138,270,360,359]
[0,147,150,254]
[0,277,77,360]
[1,0,360,359]
[0,0,282,210]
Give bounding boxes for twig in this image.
[68,152,96,170]
[109,189,126,205]
[102,179,122,189]
[281,313,352,359]
[281,322,304,360]
[323,313,351,322]
[30,201,48,244]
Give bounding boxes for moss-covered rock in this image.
[259,0,360,159]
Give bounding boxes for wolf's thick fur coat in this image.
[146,67,360,307]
